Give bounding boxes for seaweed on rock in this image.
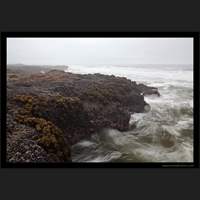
[14,95,71,161]
[7,69,159,162]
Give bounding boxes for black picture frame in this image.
[1,32,199,168]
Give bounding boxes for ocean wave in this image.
[71,65,193,163]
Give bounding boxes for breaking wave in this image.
[71,64,193,162]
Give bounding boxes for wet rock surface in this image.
[7,67,159,162]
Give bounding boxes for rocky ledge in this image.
[7,68,160,162]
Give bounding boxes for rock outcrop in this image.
[7,67,160,162]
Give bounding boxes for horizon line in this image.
[7,63,193,66]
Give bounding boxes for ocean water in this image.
[67,64,193,162]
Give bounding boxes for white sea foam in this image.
[71,64,193,162]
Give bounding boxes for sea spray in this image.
[71,64,193,162]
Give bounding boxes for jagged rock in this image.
[136,83,160,96]
[7,67,160,162]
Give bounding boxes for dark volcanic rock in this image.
[7,68,160,162]
[136,83,160,96]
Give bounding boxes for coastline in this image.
[7,66,160,162]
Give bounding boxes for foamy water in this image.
[69,64,193,162]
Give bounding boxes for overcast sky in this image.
[7,38,193,65]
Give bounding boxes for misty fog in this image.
[7,38,193,65]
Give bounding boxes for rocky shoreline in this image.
[7,66,160,162]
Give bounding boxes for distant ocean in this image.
[67,64,193,162]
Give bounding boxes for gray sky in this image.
[7,38,193,65]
